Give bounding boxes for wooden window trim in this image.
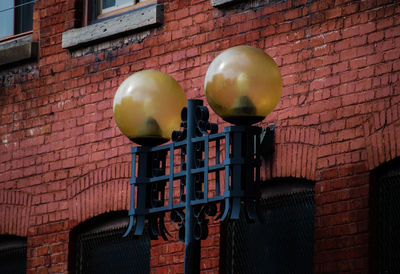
[83,0,90,27]
[0,30,32,43]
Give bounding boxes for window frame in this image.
[99,0,135,17]
[0,30,32,43]
[62,0,162,49]
[0,0,34,42]
[82,0,153,27]
[0,0,36,67]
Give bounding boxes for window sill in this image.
[0,35,37,67]
[211,0,238,7]
[62,2,162,49]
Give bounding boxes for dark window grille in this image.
[72,213,150,274]
[224,182,315,274]
[376,160,400,273]
[0,235,27,274]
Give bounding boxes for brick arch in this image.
[365,103,400,170]
[264,127,320,181]
[0,189,32,236]
[67,163,131,227]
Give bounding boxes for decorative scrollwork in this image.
[150,151,167,208]
[149,213,170,240]
[125,100,268,246]
[171,209,185,242]
[147,150,171,240]
[170,203,218,242]
[172,104,218,142]
[193,203,218,241]
[195,106,218,136]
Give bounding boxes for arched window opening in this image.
[222,178,315,274]
[69,211,150,274]
[370,157,400,273]
[0,235,27,274]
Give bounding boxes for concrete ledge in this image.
[62,3,162,49]
[0,35,37,66]
[211,0,238,7]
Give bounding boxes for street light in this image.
[113,70,187,146]
[113,46,282,274]
[205,45,281,125]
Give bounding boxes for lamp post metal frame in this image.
[124,99,274,273]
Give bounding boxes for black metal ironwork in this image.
[75,216,150,274]
[377,163,400,273]
[124,99,272,273]
[0,236,27,274]
[225,189,315,274]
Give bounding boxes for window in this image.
[96,0,136,19]
[0,0,34,40]
[62,0,162,49]
[371,158,400,273]
[70,212,150,274]
[0,235,27,274]
[85,0,148,25]
[100,0,133,13]
[0,0,36,66]
[222,179,315,274]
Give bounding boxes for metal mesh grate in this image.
[75,220,150,274]
[225,189,315,274]
[0,237,26,274]
[378,164,400,273]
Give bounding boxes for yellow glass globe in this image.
[204,46,282,125]
[113,70,187,146]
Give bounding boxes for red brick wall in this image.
[1,0,400,273]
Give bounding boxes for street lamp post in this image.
[113,46,282,274]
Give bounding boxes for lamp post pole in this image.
[184,99,201,273]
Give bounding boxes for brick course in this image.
[0,0,400,273]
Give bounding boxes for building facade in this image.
[0,0,400,273]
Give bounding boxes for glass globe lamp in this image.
[113,70,187,146]
[204,46,282,125]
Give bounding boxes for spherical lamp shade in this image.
[204,46,282,125]
[113,70,187,146]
